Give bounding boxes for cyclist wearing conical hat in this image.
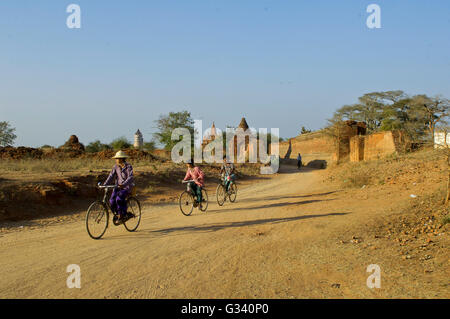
[103,150,135,222]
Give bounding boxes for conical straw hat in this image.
[112,150,129,159]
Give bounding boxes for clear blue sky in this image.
[1,0,450,147]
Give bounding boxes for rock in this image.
[331,283,341,288]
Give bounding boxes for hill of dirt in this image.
[0,162,261,223]
[0,146,159,161]
[322,147,449,284]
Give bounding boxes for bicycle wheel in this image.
[124,197,141,232]
[179,191,194,216]
[229,183,237,203]
[86,201,109,240]
[216,184,226,206]
[199,189,209,212]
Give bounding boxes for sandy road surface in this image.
[0,165,447,298]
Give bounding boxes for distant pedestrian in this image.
[297,153,302,170]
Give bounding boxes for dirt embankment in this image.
[323,148,449,283]
[0,163,261,223]
[0,146,159,161]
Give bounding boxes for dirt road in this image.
[0,165,448,298]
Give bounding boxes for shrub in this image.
[110,137,132,150]
[86,140,112,153]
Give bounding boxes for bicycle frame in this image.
[98,185,118,216]
[182,180,195,194]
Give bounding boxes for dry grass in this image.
[326,147,446,189]
[0,158,159,173]
[0,158,262,180]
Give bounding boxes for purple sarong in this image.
[109,188,130,217]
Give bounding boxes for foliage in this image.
[0,121,17,146]
[300,126,312,134]
[153,111,195,151]
[85,140,112,153]
[328,90,449,143]
[143,141,156,152]
[110,137,132,150]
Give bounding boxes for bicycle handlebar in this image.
[98,184,116,189]
[182,180,194,184]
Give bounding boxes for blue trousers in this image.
[189,182,203,202]
[109,188,129,217]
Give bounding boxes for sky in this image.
[1,0,450,147]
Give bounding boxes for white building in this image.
[434,131,450,149]
[134,129,143,149]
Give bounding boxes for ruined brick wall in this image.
[362,131,398,160]
[279,126,402,165]
[279,132,336,165]
[349,136,365,162]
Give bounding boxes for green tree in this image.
[110,137,132,150]
[328,90,449,145]
[143,141,156,152]
[0,121,17,146]
[413,94,449,142]
[300,126,312,134]
[153,111,195,151]
[86,140,112,153]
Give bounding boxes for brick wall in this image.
[348,131,401,162]
[279,132,336,165]
[281,130,403,165]
[363,131,398,160]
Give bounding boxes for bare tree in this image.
[0,121,17,146]
[414,95,449,142]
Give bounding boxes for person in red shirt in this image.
[183,161,205,206]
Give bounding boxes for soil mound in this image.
[0,147,44,160]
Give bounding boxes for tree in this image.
[300,126,312,134]
[153,111,195,151]
[110,137,132,150]
[143,141,156,152]
[86,140,112,153]
[0,121,17,146]
[413,95,449,142]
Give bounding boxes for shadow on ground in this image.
[145,211,349,236]
[243,191,339,203]
[207,198,335,214]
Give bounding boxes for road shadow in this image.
[243,191,339,203]
[276,164,325,175]
[206,198,335,214]
[147,212,349,236]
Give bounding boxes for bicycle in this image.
[216,175,237,206]
[179,180,208,216]
[86,185,142,240]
